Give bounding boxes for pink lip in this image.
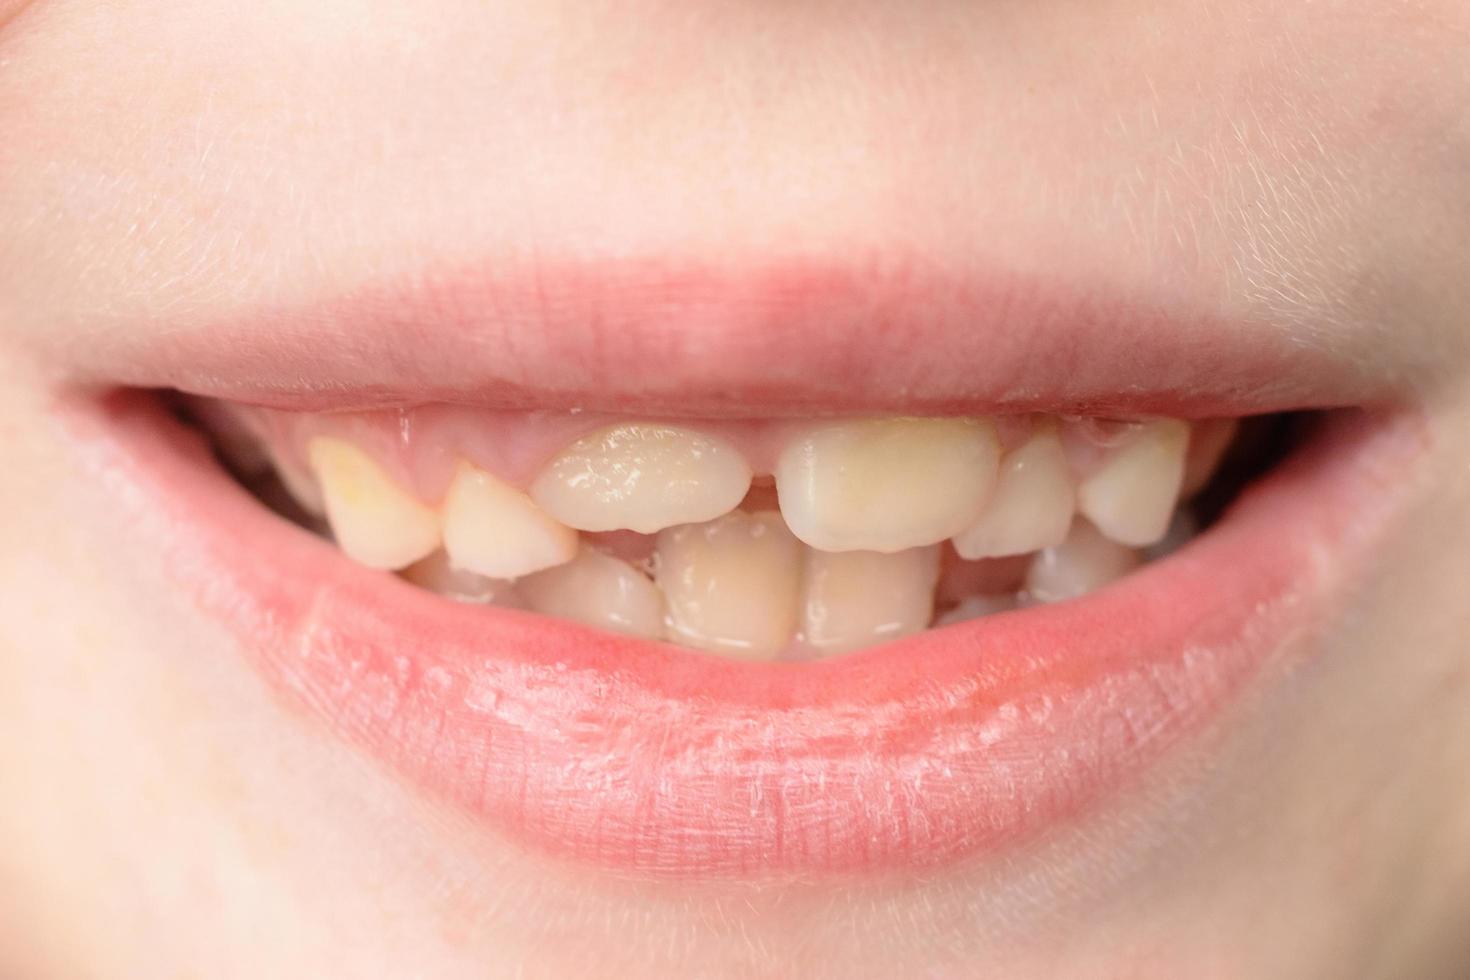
[67,392,1422,878]
[52,256,1392,418]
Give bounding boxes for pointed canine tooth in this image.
[1025,520,1143,604]
[1077,419,1190,546]
[951,428,1075,559]
[654,511,802,659]
[935,593,1018,627]
[530,424,752,534]
[519,548,665,639]
[307,437,440,569]
[401,550,522,606]
[800,546,940,655]
[775,418,1000,553]
[442,462,578,579]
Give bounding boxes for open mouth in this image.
[54,265,1426,879]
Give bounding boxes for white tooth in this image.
[530,423,752,534]
[519,548,665,639]
[951,427,1074,559]
[654,511,802,659]
[775,418,1000,553]
[1077,419,1190,546]
[1181,418,1239,498]
[1024,520,1143,604]
[935,593,1018,626]
[441,462,579,579]
[401,550,522,606]
[307,437,440,569]
[800,546,940,655]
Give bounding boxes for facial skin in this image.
[1,1,1469,977]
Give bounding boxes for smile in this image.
[57,259,1427,878]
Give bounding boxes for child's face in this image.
[1,1,1468,977]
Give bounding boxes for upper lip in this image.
[45,254,1396,418]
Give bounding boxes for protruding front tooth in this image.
[519,548,665,639]
[1025,520,1143,603]
[654,511,802,659]
[800,546,940,655]
[775,418,1000,553]
[530,423,752,534]
[307,437,441,569]
[1077,419,1190,546]
[951,427,1075,559]
[441,462,579,579]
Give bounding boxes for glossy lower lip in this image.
[67,392,1422,878]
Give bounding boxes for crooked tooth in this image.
[519,548,665,639]
[1077,419,1190,546]
[654,511,802,659]
[530,423,752,534]
[951,427,1074,559]
[441,462,579,579]
[307,437,440,569]
[775,418,1000,553]
[401,550,522,606]
[1025,520,1143,603]
[800,546,940,655]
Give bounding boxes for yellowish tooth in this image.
[1077,419,1190,547]
[800,546,940,655]
[519,548,665,639]
[441,462,579,579]
[530,423,752,534]
[401,550,522,606]
[654,511,802,660]
[951,427,1075,559]
[307,437,440,570]
[1024,520,1143,603]
[775,417,1000,553]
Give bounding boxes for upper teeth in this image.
[441,462,579,579]
[307,437,441,569]
[257,411,1231,658]
[951,426,1075,559]
[1076,418,1190,547]
[530,423,752,534]
[775,417,1001,553]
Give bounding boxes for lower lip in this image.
[70,394,1420,878]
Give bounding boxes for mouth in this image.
[55,259,1426,879]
